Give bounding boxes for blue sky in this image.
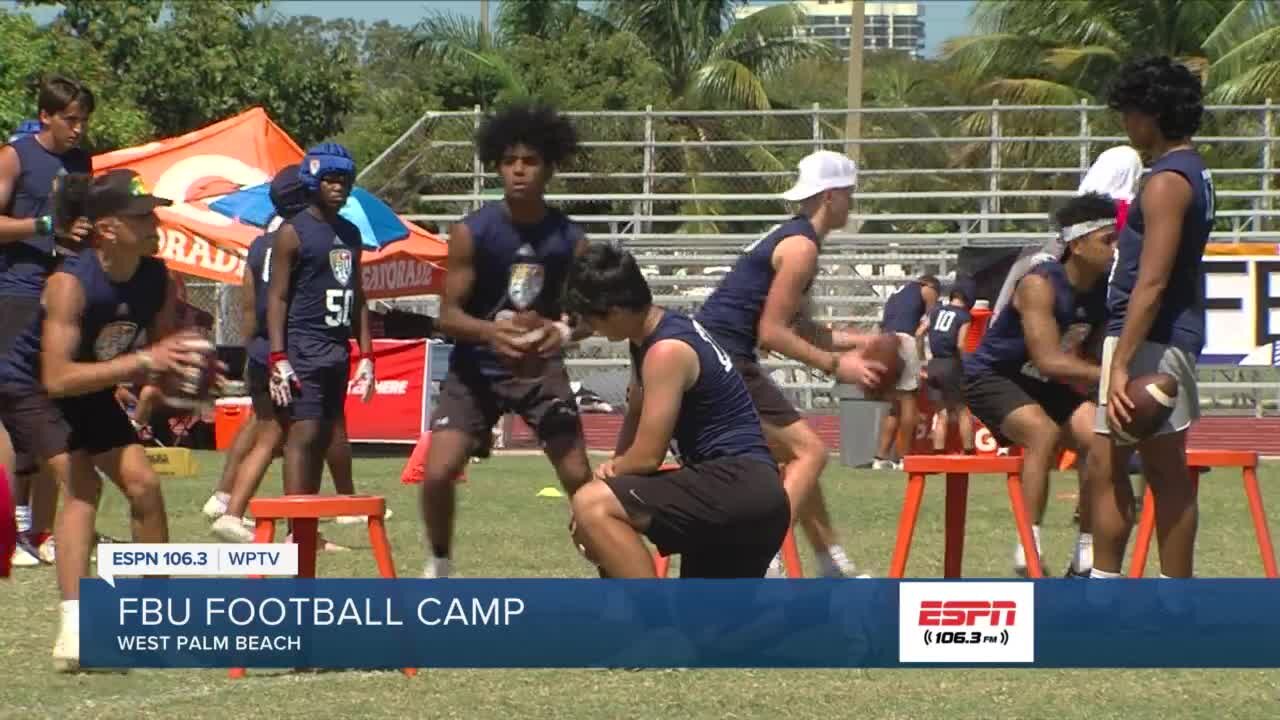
[7,1,975,58]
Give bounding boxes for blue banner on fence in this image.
[79,578,1280,669]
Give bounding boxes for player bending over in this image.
[695,150,884,579]
[267,145,375,500]
[923,287,974,454]
[211,165,363,545]
[420,104,594,578]
[566,244,790,578]
[963,193,1117,577]
[1088,57,1214,580]
[0,170,211,670]
[872,274,940,469]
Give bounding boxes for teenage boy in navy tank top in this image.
[420,104,594,578]
[695,150,884,578]
[1087,57,1215,580]
[267,144,376,501]
[0,75,95,568]
[0,170,212,670]
[565,244,790,578]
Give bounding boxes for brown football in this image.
[853,333,904,395]
[1114,372,1179,443]
[499,310,548,378]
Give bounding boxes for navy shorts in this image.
[287,362,348,421]
[0,384,138,461]
[244,358,278,419]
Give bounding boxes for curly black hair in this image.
[563,243,652,318]
[1054,191,1118,228]
[475,103,580,170]
[1106,56,1204,139]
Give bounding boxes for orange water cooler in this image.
[214,397,252,451]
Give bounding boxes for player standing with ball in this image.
[267,144,375,499]
[419,104,594,579]
[0,170,213,670]
[695,150,885,579]
[1088,57,1214,580]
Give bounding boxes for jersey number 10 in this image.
[326,289,354,327]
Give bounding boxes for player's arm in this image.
[791,302,866,352]
[40,275,164,397]
[267,223,300,356]
[611,340,696,477]
[1016,274,1100,386]
[758,236,840,371]
[956,321,971,358]
[0,146,44,243]
[613,372,643,458]
[352,250,372,358]
[240,257,257,341]
[1110,172,1192,371]
[436,223,513,346]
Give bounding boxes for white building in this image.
[734,1,926,58]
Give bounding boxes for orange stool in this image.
[649,462,804,578]
[889,454,1040,578]
[1128,449,1278,578]
[228,494,415,679]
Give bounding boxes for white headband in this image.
[1061,219,1115,243]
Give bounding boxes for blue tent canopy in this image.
[208,184,409,250]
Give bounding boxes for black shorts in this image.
[733,357,802,428]
[605,456,790,578]
[0,384,137,461]
[0,295,40,355]
[926,356,965,409]
[964,371,1085,446]
[288,361,348,421]
[245,359,278,419]
[431,357,582,459]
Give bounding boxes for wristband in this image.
[137,350,155,373]
[553,321,572,343]
[269,351,289,365]
[35,215,52,236]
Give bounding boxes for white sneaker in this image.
[211,515,255,543]
[335,508,394,525]
[423,557,450,578]
[52,624,79,673]
[764,553,785,578]
[202,494,228,520]
[819,547,868,579]
[1013,527,1043,576]
[871,458,896,470]
[38,536,56,564]
[12,544,40,568]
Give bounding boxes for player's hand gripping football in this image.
[490,314,536,361]
[1106,365,1134,433]
[833,351,886,390]
[354,357,376,403]
[143,330,210,378]
[269,352,300,407]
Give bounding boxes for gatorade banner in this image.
[79,577,1280,669]
[342,339,431,443]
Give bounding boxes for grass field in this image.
[3,451,1279,720]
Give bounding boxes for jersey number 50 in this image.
[326,289,354,327]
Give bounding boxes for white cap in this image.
[1078,145,1143,202]
[780,150,858,202]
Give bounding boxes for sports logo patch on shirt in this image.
[329,247,353,286]
[94,321,141,361]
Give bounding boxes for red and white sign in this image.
[342,339,433,443]
[899,582,1035,664]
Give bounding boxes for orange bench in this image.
[889,454,1039,578]
[229,494,415,679]
[1129,449,1277,578]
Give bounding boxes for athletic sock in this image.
[1089,568,1121,579]
[214,491,230,504]
[15,505,31,534]
[60,600,79,632]
[1072,533,1093,573]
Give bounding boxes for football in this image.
[159,338,221,409]
[847,333,904,395]
[1113,372,1179,444]
[497,310,548,377]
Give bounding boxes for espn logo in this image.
[899,582,1034,664]
[918,600,1017,627]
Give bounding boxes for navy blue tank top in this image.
[244,232,274,364]
[926,305,971,360]
[1106,148,1214,354]
[629,311,774,468]
[696,215,819,360]
[965,262,1097,380]
[0,252,168,389]
[882,281,927,334]
[0,135,91,298]
[451,202,582,378]
[284,210,363,365]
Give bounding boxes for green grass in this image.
[3,451,1279,719]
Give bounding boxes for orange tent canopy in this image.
[91,107,447,299]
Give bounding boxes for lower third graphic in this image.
[898,582,1034,663]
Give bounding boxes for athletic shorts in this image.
[1094,336,1200,443]
[964,371,1086,446]
[605,456,790,578]
[732,356,802,427]
[430,357,582,459]
[0,385,138,461]
[245,358,277,419]
[0,295,40,355]
[894,333,922,392]
[288,361,348,421]
[925,356,964,408]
